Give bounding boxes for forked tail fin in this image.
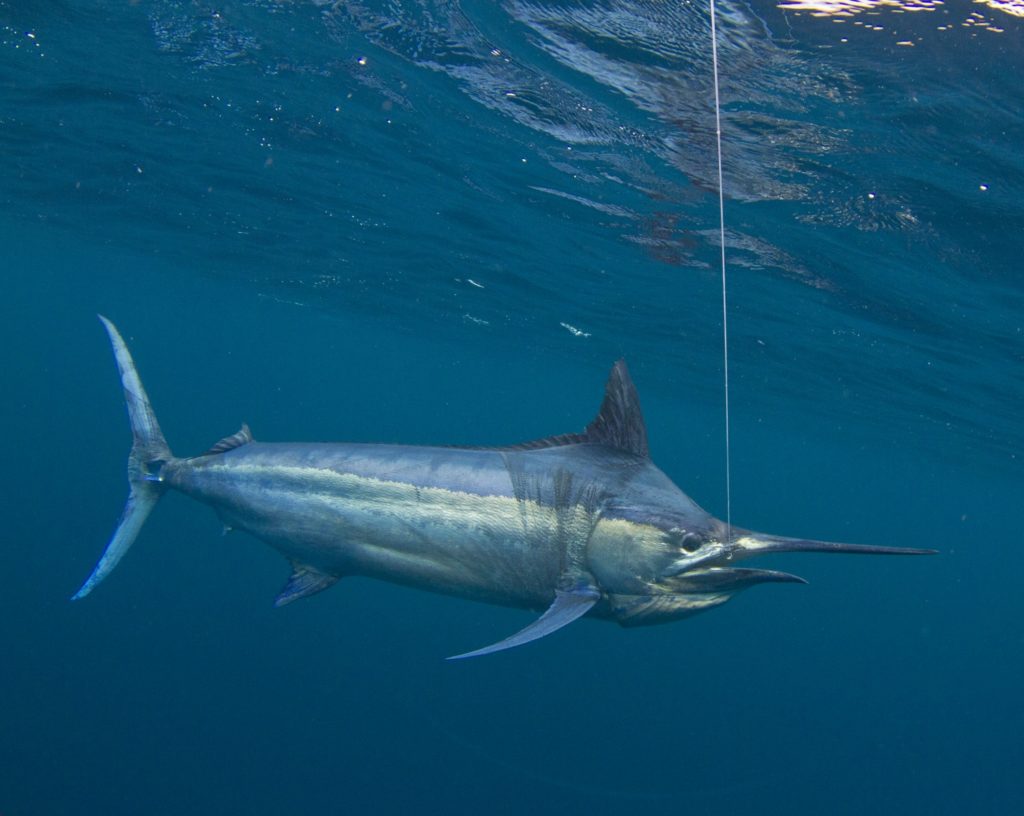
[72,316,173,600]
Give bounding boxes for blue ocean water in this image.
[2,0,1022,813]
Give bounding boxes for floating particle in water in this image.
[560,322,591,338]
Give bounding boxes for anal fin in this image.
[447,587,599,660]
[274,562,340,607]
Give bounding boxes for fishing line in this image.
[708,0,732,545]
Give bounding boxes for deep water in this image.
[2,1,1022,814]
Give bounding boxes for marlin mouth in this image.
[661,524,935,593]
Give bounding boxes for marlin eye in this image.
[671,530,703,553]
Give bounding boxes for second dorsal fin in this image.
[202,423,253,456]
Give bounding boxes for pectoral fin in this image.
[274,562,340,607]
[447,587,599,660]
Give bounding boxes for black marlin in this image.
[74,317,933,658]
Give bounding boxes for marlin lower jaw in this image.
[659,565,808,593]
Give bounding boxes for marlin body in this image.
[75,317,932,658]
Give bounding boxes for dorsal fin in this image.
[581,359,648,458]
[481,360,649,457]
[202,423,253,456]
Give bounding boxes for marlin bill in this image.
[74,317,933,659]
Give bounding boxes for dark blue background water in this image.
[2,1,1021,813]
